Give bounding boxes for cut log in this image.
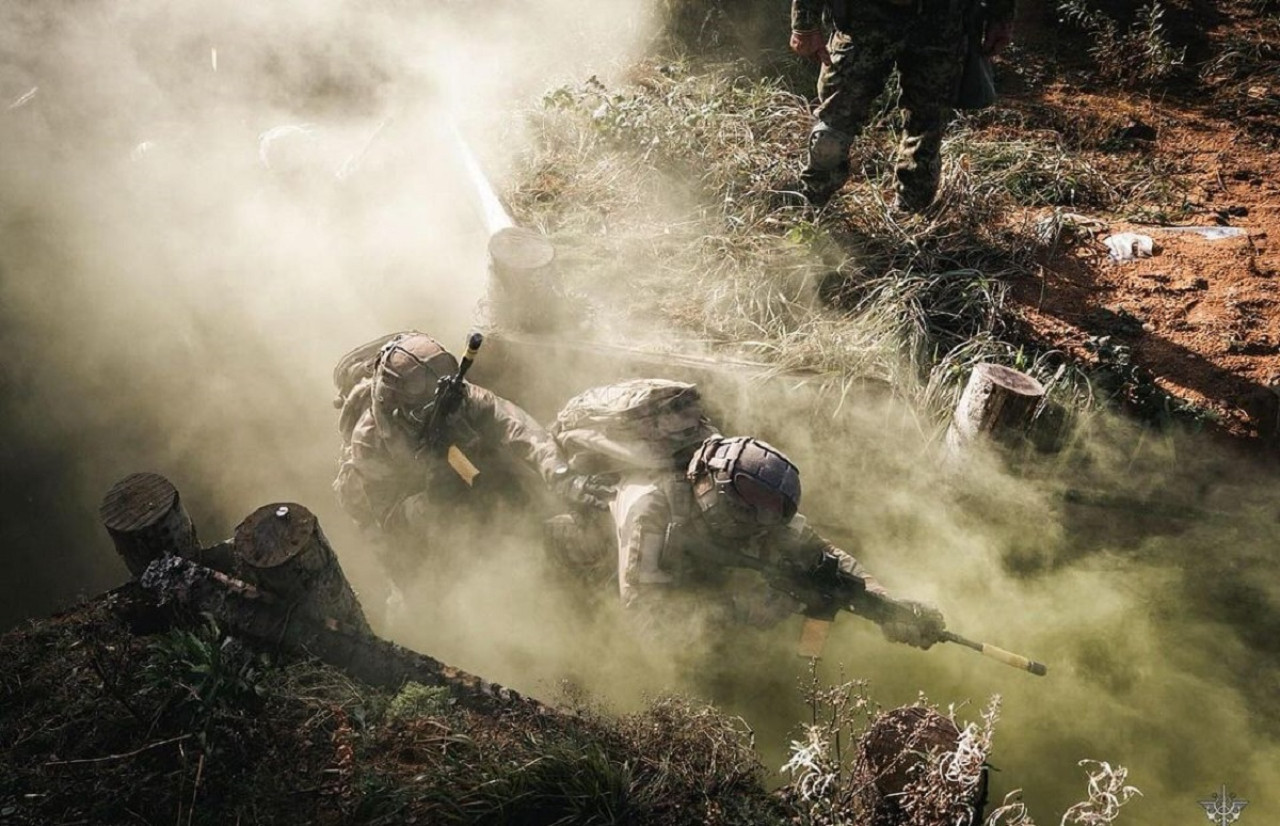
[487,226,559,332]
[945,364,1045,454]
[233,503,371,635]
[99,472,198,578]
[489,225,556,280]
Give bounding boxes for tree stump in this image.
[487,226,559,332]
[945,363,1045,454]
[854,706,987,826]
[233,503,370,634]
[99,472,198,578]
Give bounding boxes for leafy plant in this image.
[1083,334,1221,428]
[140,613,267,739]
[1056,0,1186,87]
[385,681,452,722]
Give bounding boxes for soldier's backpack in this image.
[331,331,412,444]
[551,379,719,474]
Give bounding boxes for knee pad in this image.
[808,123,854,172]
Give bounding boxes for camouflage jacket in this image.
[334,382,565,529]
[792,0,1015,32]
[610,471,888,635]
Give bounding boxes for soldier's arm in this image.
[777,518,947,649]
[777,516,891,597]
[613,478,690,640]
[461,383,567,486]
[334,410,416,527]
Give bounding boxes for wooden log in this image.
[487,226,559,332]
[945,363,1045,454]
[233,503,371,635]
[99,472,198,578]
[186,539,241,578]
[489,226,556,279]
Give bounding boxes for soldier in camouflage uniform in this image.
[547,382,944,651]
[604,434,944,647]
[789,0,1015,211]
[333,332,588,585]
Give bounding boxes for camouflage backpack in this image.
[551,379,719,474]
[331,331,412,444]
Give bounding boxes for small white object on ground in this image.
[1105,233,1155,261]
[1154,225,1246,240]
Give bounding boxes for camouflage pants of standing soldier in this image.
[801,0,967,211]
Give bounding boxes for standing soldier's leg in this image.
[894,13,966,213]
[801,29,898,205]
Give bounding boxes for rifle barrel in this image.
[458,332,484,377]
[941,631,1047,676]
[422,332,485,487]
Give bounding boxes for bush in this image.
[1056,0,1186,86]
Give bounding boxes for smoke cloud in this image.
[3,2,1279,825]
[0,0,652,621]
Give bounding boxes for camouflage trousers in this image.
[801,0,967,210]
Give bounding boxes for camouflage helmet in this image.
[370,333,459,437]
[687,436,801,538]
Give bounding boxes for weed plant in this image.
[1054,0,1187,87]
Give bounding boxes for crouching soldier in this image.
[547,379,945,651]
[332,331,592,588]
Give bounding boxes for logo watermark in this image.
[1199,785,1248,826]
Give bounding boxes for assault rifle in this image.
[748,550,1047,676]
[422,331,484,486]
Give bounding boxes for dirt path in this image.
[998,10,1280,444]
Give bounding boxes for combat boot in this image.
[891,183,939,215]
[893,132,942,214]
[799,122,854,208]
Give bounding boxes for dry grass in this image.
[3,589,1147,826]
[507,60,1107,437]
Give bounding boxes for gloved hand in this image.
[789,29,832,66]
[881,600,946,650]
[982,19,1014,57]
[552,467,612,510]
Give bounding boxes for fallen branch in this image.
[43,734,193,767]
